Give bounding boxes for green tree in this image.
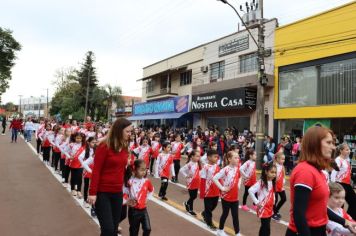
[4,102,16,112]
[0,27,21,101]
[104,84,124,120]
[76,51,98,118]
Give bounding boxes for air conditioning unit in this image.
[201,66,208,73]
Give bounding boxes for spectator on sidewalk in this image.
[24,117,35,142]
[1,115,6,135]
[9,117,22,143]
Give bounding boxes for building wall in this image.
[274,2,356,119]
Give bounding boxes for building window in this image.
[278,56,356,108]
[180,70,192,86]
[210,61,225,82]
[240,52,258,73]
[146,80,154,93]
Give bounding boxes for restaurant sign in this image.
[191,88,256,112]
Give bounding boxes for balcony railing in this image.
[147,87,178,98]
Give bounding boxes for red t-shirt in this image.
[288,161,329,233]
[89,143,128,195]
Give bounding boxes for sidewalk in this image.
[0,132,99,236]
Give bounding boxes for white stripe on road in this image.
[23,136,101,228]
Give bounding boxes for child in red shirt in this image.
[213,151,241,236]
[180,149,201,216]
[248,162,277,236]
[155,142,175,201]
[200,149,220,230]
[124,159,154,236]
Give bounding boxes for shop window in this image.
[319,58,356,105]
[180,70,192,86]
[279,56,356,108]
[279,66,317,108]
[239,52,258,73]
[210,61,225,82]
[146,80,154,93]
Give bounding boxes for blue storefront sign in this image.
[133,96,189,116]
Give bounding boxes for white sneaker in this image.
[216,230,228,236]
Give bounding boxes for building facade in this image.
[19,96,50,118]
[274,2,356,154]
[132,19,278,135]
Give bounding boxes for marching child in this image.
[171,134,184,182]
[248,162,277,236]
[82,137,96,209]
[240,148,257,212]
[200,149,220,230]
[273,152,286,221]
[155,142,175,201]
[50,125,62,172]
[58,128,72,187]
[150,134,161,175]
[326,182,355,236]
[133,136,153,172]
[180,149,201,216]
[68,132,86,198]
[213,151,241,236]
[40,123,53,165]
[124,159,154,236]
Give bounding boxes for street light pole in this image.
[218,0,267,169]
[18,95,23,116]
[46,88,49,118]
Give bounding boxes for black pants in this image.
[60,158,65,174]
[158,177,168,197]
[274,190,287,214]
[95,192,123,236]
[259,217,271,236]
[84,178,90,202]
[219,199,240,234]
[203,196,219,225]
[242,185,251,205]
[36,138,42,154]
[63,165,70,183]
[149,158,155,174]
[339,182,356,219]
[173,159,180,181]
[187,189,198,211]
[53,151,61,170]
[42,146,51,162]
[284,155,292,174]
[120,205,127,223]
[285,226,326,236]
[128,207,151,236]
[70,168,83,191]
[2,125,5,134]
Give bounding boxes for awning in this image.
[128,112,187,121]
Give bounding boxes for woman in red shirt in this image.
[88,118,132,236]
[286,126,356,236]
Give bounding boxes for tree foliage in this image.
[0,27,21,101]
[50,51,123,121]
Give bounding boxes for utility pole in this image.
[218,0,268,169]
[84,65,91,121]
[255,0,267,170]
[46,88,49,118]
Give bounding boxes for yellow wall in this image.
[274,1,356,119]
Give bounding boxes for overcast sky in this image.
[1,0,352,104]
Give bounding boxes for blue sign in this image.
[133,96,189,116]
